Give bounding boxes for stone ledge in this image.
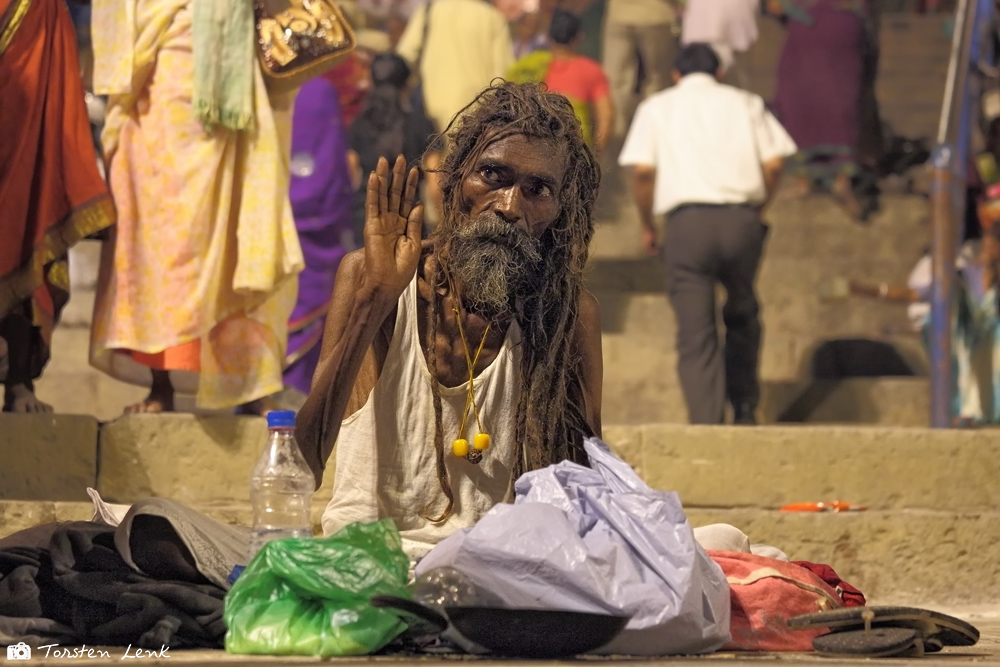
[0,414,98,501]
[4,414,993,513]
[606,424,1000,513]
[97,414,336,506]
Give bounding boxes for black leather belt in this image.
[667,202,758,216]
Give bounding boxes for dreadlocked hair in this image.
[420,81,602,523]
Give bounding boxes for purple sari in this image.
[771,0,872,179]
[284,78,355,395]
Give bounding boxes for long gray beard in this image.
[446,213,543,317]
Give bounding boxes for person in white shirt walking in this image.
[618,44,797,425]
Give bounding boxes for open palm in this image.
[363,155,424,297]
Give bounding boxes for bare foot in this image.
[126,370,175,414]
[4,383,53,413]
[789,175,813,198]
[125,391,175,414]
[832,174,864,221]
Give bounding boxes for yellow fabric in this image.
[605,0,677,26]
[90,1,304,409]
[395,0,513,133]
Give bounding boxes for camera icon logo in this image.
[7,642,32,660]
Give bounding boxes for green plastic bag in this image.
[224,519,411,657]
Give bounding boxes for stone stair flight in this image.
[2,414,997,606]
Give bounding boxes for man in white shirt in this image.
[618,44,797,425]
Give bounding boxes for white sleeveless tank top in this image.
[321,276,523,558]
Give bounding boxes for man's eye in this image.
[532,183,553,197]
[481,167,500,181]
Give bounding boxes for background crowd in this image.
[0,0,967,421]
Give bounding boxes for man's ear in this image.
[671,69,682,84]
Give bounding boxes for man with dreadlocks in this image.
[296,81,604,558]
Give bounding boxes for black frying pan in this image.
[371,594,630,659]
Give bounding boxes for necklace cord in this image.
[446,271,491,439]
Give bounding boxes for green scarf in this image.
[507,49,554,86]
[192,0,256,131]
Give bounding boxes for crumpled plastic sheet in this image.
[416,437,732,656]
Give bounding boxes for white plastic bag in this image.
[415,437,731,656]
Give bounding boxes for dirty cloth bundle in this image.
[0,497,248,648]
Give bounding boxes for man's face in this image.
[444,134,568,316]
[459,133,566,240]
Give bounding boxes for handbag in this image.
[254,0,357,94]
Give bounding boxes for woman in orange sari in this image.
[0,0,116,412]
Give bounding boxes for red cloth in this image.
[321,50,372,128]
[792,560,866,608]
[544,54,610,104]
[0,0,114,363]
[709,551,847,652]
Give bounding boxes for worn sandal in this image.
[812,627,923,658]
[789,606,979,658]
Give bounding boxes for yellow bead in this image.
[452,438,469,457]
[474,433,491,451]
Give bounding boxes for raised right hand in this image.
[362,155,424,298]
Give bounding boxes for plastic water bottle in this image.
[247,410,314,561]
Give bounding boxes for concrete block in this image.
[687,509,1000,606]
[628,425,1000,512]
[0,414,98,501]
[804,378,931,427]
[0,501,95,537]
[98,414,336,506]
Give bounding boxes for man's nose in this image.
[493,186,524,225]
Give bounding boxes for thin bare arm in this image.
[296,155,423,488]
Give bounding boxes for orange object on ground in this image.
[780,501,868,512]
[0,0,115,357]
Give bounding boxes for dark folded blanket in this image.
[0,499,248,649]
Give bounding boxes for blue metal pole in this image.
[929,146,957,429]
[930,0,982,428]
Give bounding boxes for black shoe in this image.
[732,403,757,425]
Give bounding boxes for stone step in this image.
[601,424,1000,512]
[2,499,995,606]
[3,415,995,512]
[601,374,931,429]
[777,377,931,426]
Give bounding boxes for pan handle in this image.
[370,595,449,632]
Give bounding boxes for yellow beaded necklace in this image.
[445,272,492,465]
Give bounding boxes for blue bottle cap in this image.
[266,410,296,429]
[227,565,246,586]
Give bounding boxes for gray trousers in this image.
[663,205,768,424]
